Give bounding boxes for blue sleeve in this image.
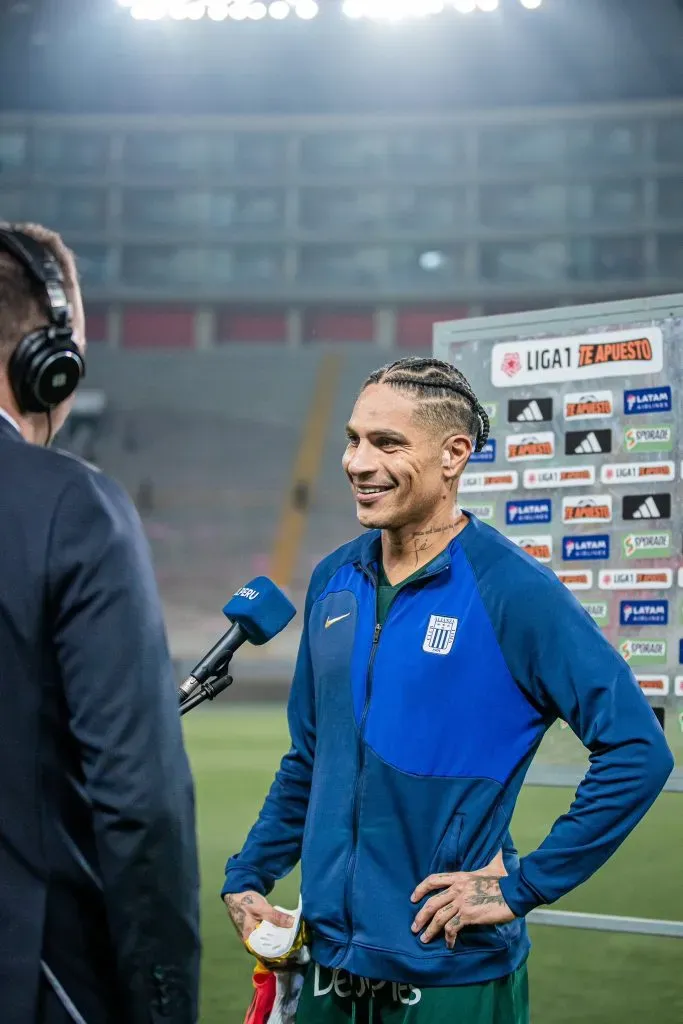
[475,557,674,919]
[222,564,324,897]
[49,470,200,1024]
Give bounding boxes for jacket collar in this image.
[356,519,474,580]
[0,407,24,442]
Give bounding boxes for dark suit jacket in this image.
[0,414,200,1023]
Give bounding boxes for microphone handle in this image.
[179,673,234,716]
[178,674,200,703]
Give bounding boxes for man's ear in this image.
[442,434,472,478]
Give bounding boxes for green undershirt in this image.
[376,552,442,627]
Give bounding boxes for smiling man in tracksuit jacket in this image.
[223,357,674,1023]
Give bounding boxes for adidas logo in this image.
[516,401,545,423]
[632,497,663,519]
[573,432,604,454]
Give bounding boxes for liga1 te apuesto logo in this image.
[622,531,672,559]
[491,327,663,388]
[598,568,673,590]
[523,465,595,488]
[600,461,675,485]
[459,471,518,493]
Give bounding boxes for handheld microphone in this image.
[177,577,296,703]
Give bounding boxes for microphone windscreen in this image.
[222,577,296,646]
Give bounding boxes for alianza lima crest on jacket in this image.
[224,514,673,986]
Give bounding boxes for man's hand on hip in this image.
[223,891,295,942]
[410,850,515,949]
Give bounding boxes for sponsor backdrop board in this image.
[433,295,683,709]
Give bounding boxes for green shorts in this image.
[295,960,529,1024]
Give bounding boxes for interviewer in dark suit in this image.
[0,222,200,1024]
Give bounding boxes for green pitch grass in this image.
[184,707,683,1024]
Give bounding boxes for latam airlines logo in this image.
[505,499,551,525]
[623,386,672,415]
[620,601,668,627]
[562,535,610,561]
[469,439,497,464]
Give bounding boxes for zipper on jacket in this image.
[339,554,451,962]
[342,619,381,959]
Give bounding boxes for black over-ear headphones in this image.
[0,226,85,414]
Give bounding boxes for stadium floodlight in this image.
[208,2,230,18]
[186,0,207,17]
[294,0,319,18]
[476,0,499,10]
[248,0,268,17]
[452,0,477,12]
[268,0,291,17]
[419,250,445,271]
[341,0,445,17]
[130,1,167,16]
[519,0,542,8]
[227,1,251,17]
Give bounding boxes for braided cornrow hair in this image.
[361,357,490,453]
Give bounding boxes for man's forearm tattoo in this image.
[227,893,255,935]
[466,876,507,908]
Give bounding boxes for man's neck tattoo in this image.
[410,510,463,561]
